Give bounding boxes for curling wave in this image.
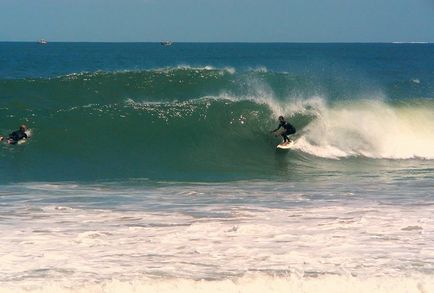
[0,68,433,182]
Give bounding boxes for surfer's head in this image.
[278,116,285,122]
[20,124,27,131]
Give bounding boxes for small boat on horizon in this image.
[38,39,48,44]
[160,41,173,46]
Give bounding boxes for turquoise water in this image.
[1,43,434,292]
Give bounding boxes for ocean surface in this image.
[1,42,434,292]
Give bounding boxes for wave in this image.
[126,94,434,160]
[0,68,433,181]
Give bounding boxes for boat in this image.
[38,39,48,44]
[160,41,173,46]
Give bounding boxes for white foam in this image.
[157,65,236,75]
[1,181,434,291]
[293,99,434,159]
[249,66,268,73]
[1,274,434,293]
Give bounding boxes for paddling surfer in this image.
[0,124,29,144]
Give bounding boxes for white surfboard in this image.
[276,140,295,149]
[17,130,31,144]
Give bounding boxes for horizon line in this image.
[0,41,432,44]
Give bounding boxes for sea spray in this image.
[295,99,434,159]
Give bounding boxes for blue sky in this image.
[0,0,433,42]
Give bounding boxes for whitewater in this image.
[0,42,434,292]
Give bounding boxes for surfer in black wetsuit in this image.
[271,116,296,145]
[0,124,29,144]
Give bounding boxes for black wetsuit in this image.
[8,129,27,144]
[274,121,296,142]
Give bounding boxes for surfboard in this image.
[276,140,295,149]
[16,138,27,145]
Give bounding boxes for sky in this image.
[0,0,433,42]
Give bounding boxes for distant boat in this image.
[38,39,48,44]
[160,41,173,46]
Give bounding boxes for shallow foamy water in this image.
[1,178,433,292]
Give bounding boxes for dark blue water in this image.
[1,42,433,83]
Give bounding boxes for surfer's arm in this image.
[271,125,281,133]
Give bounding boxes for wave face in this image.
[1,67,434,182]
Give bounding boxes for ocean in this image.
[0,42,434,292]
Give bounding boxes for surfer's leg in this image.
[281,133,289,144]
[284,130,293,144]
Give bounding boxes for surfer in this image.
[0,124,29,144]
[271,116,296,145]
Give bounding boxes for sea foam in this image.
[1,274,433,293]
[292,99,434,159]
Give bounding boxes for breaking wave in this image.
[0,67,433,182]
